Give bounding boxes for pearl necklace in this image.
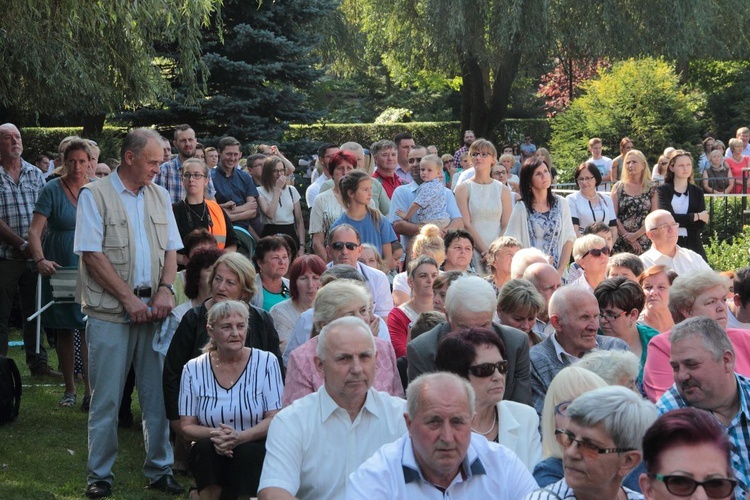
[472,407,497,436]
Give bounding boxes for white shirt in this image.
[347,432,538,499]
[587,156,612,191]
[523,478,643,499]
[639,245,711,275]
[727,307,750,330]
[305,173,327,208]
[74,170,183,287]
[258,387,407,500]
[669,191,689,237]
[550,333,585,365]
[452,167,475,191]
[258,185,300,225]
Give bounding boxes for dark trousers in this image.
[189,437,266,496]
[0,259,47,368]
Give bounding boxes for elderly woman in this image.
[497,279,546,347]
[388,256,438,358]
[534,366,608,487]
[525,386,658,500]
[432,270,463,313]
[639,408,737,500]
[595,276,660,387]
[27,137,91,408]
[643,270,750,402]
[492,157,521,200]
[441,228,475,273]
[567,162,618,240]
[651,155,668,184]
[485,236,522,293]
[570,234,610,292]
[251,236,291,311]
[164,253,282,427]
[505,157,576,277]
[283,280,403,406]
[726,137,750,193]
[179,300,283,499]
[269,255,326,352]
[435,328,541,471]
[638,266,676,333]
[392,224,445,306]
[578,349,641,392]
[172,158,238,266]
[455,139,513,273]
[612,149,658,255]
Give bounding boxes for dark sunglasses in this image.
[468,361,508,378]
[582,246,610,258]
[331,242,359,251]
[649,474,737,498]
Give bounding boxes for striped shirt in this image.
[0,160,45,260]
[657,374,750,497]
[523,478,643,499]
[178,348,283,431]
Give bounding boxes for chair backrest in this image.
[49,268,79,302]
[233,226,257,259]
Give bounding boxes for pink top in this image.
[726,156,750,194]
[643,327,750,402]
[282,335,404,407]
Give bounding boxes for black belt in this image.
[133,287,152,298]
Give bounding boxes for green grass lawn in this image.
[0,332,191,499]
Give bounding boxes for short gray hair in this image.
[512,248,548,279]
[312,280,371,329]
[120,128,161,159]
[203,300,250,353]
[370,139,397,157]
[316,316,375,360]
[668,271,730,323]
[606,252,645,278]
[578,349,640,387]
[567,385,658,450]
[445,276,496,318]
[406,372,475,419]
[573,234,607,261]
[644,209,673,231]
[548,285,592,320]
[320,265,366,286]
[669,317,734,361]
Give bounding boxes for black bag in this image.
[0,356,22,424]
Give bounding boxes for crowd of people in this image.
[3,121,750,499]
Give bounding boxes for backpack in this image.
[0,356,22,424]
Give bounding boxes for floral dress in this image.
[527,202,563,268]
[613,182,655,255]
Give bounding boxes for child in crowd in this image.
[702,149,734,194]
[396,154,450,229]
[586,137,613,190]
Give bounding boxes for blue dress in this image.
[34,179,86,329]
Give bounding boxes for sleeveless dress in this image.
[613,182,655,255]
[466,180,506,274]
[34,179,86,329]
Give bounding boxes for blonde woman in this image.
[611,149,657,255]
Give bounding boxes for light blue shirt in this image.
[388,182,462,248]
[74,170,182,287]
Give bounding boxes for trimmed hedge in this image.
[19,127,127,163]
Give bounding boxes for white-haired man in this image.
[639,209,710,274]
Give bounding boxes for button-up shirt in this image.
[155,156,216,203]
[639,245,711,275]
[372,170,406,199]
[0,160,45,260]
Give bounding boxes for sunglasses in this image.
[330,242,359,251]
[649,474,737,498]
[468,360,508,378]
[555,429,635,460]
[582,246,610,258]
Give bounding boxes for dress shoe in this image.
[148,475,185,495]
[85,481,112,498]
[30,364,62,377]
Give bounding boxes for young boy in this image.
[587,137,613,191]
[396,154,450,229]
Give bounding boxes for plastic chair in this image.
[27,267,79,354]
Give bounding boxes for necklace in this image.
[580,190,598,201]
[61,178,80,202]
[472,407,497,436]
[186,200,207,221]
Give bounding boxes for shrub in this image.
[705,225,750,273]
[374,107,413,124]
[21,126,126,163]
[550,58,706,184]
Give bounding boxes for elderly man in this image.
[523,262,561,339]
[155,124,215,203]
[371,139,406,199]
[529,285,629,416]
[406,276,531,404]
[348,372,537,498]
[639,209,711,274]
[258,316,407,500]
[725,126,750,157]
[0,123,56,375]
[75,128,184,498]
[656,316,750,495]
[389,146,463,257]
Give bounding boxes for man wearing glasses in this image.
[640,209,711,275]
[530,285,630,417]
[155,124,216,203]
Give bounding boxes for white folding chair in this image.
[27,267,79,353]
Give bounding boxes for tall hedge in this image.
[20,126,127,163]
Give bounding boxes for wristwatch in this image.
[19,240,28,252]
[158,282,175,295]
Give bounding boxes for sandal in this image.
[81,395,91,412]
[59,393,77,408]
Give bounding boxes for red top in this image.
[726,156,750,193]
[373,170,406,199]
[387,307,413,358]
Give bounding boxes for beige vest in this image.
[76,176,168,323]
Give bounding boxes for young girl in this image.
[396,155,451,229]
[702,149,734,194]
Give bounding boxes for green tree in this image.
[550,58,706,181]
[0,0,220,132]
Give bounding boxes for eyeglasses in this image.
[330,241,359,251]
[651,222,680,232]
[649,474,737,498]
[582,246,610,258]
[555,429,635,460]
[491,170,507,177]
[182,173,207,180]
[470,152,493,158]
[577,176,596,183]
[600,310,628,321]
[554,401,570,417]
[468,361,509,377]
[444,160,454,164]
[408,157,424,164]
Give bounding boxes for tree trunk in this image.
[486,49,522,134]
[82,114,106,136]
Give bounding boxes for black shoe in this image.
[85,481,112,499]
[118,409,133,429]
[30,364,62,377]
[148,475,185,495]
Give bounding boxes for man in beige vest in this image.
[74,128,184,498]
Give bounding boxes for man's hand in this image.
[149,287,175,321]
[124,295,152,324]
